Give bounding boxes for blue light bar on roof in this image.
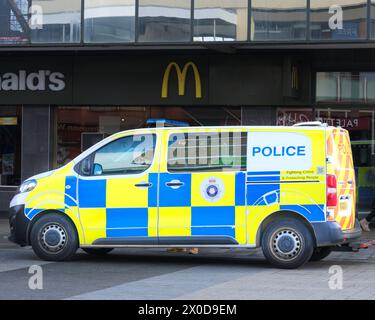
[146,118,189,127]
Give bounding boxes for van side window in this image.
[167,132,247,172]
[80,134,156,176]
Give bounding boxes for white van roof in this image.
[292,121,328,127]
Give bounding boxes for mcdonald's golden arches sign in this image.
[161,62,202,99]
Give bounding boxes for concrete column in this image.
[21,106,52,181]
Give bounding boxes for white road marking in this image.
[0,248,52,273]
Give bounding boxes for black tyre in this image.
[261,218,314,269]
[82,248,114,256]
[30,213,78,261]
[310,247,332,261]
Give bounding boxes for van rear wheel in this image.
[310,247,332,261]
[261,218,314,269]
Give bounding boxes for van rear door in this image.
[326,128,356,230]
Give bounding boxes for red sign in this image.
[277,109,370,131]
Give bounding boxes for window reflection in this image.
[316,72,375,103]
[316,72,339,102]
[251,0,307,41]
[138,0,191,42]
[30,0,81,43]
[1,0,375,45]
[194,0,248,41]
[84,0,135,43]
[310,0,367,40]
[0,0,29,44]
[370,1,375,38]
[93,134,156,175]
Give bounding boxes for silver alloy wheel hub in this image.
[40,224,67,253]
[271,228,302,261]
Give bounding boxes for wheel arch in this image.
[26,209,82,245]
[255,210,318,248]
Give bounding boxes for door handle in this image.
[166,180,184,189]
[135,181,152,188]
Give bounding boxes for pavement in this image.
[1,219,375,300]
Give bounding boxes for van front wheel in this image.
[30,213,78,261]
[261,218,314,269]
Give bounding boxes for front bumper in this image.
[312,219,362,247]
[8,205,30,246]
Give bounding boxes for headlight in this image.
[19,180,37,193]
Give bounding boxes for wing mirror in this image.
[93,163,103,176]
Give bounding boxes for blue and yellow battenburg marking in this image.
[23,128,328,247]
[71,171,247,244]
[245,170,325,245]
[24,170,325,246]
[246,171,325,219]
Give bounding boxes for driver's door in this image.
[77,132,159,245]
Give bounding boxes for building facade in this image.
[1,0,375,216]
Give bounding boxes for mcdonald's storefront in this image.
[1,50,375,217]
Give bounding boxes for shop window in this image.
[194,0,248,42]
[55,106,150,168]
[55,106,242,168]
[30,0,81,43]
[316,72,339,102]
[0,107,21,186]
[167,131,247,172]
[84,0,135,43]
[341,74,363,101]
[251,0,307,41]
[316,72,375,103]
[138,0,191,42]
[367,74,375,101]
[310,0,367,40]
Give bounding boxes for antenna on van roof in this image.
[293,121,327,127]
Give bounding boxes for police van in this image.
[8,122,361,269]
